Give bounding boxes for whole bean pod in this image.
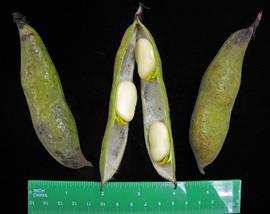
[189,12,262,174]
[13,13,91,169]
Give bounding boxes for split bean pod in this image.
[100,6,176,185]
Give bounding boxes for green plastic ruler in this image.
[28,180,241,213]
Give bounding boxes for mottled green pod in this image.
[13,13,91,169]
[136,19,176,184]
[99,21,137,186]
[189,12,262,174]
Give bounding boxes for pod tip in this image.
[250,11,263,36]
[85,160,93,167]
[198,166,205,175]
[100,182,104,191]
[173,181,178,189]
[100,175,108,190]
[12,12,27,28]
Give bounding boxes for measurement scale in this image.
[28,179,241,213]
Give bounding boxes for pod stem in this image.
[134,3,150,21]
[12,12,27,28]
[250,11,262,37]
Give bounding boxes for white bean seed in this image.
[148,121,170,162]
[135,38,156,80]
[116,80,137,122]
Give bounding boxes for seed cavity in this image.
[135,38,156,80]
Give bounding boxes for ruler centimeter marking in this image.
[28,180,241,213]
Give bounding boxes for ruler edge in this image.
[28,179,242,185]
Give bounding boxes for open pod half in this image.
[136,19,176,185]
[99,21,137,186]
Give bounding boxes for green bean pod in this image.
[99,21,137,186]
[136,20,176,184]
[189,12,262,174]
[13,13,91,169]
